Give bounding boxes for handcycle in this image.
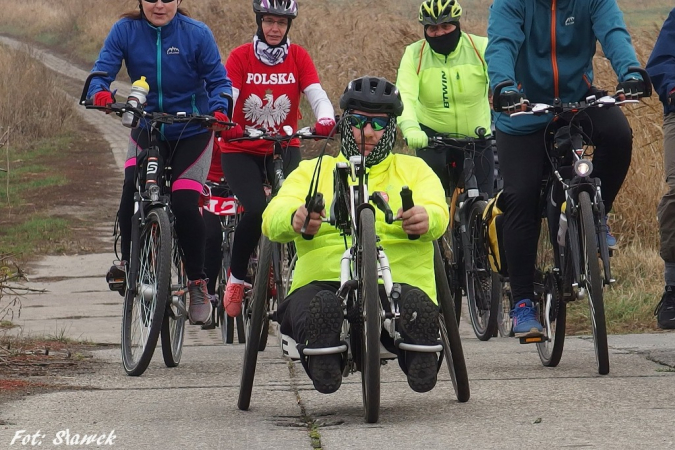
[237,130,470,423]
[493,67,652,374]
[428,129,500,340]
[81,71,232,376]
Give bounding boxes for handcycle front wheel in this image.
[465,200,500,341]
[160,236,187,367]
[579,191,609,375]
[434,241,470,402]
[238,236,273,411]
[121,208,171,376]
[359,208,381,424]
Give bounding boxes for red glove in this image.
[313,117,336,137]
[219,123,244,142]
[93,91,115,108]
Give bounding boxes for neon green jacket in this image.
[396,33,491,138]
[262,152,449,303]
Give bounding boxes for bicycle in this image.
[81,71,232,376]
[237,130,470,423]
[428,129,500,340]
[493,67,652,374]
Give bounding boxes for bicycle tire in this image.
[579,191,609,375]
[238,236,272,411]
[496,280,513,337]
[359,208,381,423]
[433,241,470,402]
[535,217,566,367]
[440,226,463,325]
[121,208,171,376]
[465,201,499,340]
[218,230,234,344]
[160,236,187,367]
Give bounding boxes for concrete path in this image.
[1,35,675,450]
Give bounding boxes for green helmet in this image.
[418,0,462,25]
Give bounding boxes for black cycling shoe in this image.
[306,291,344,394]
[399,289,439,393]
[655,286,675,330]
[106,262,127,297]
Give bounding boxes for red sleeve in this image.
[293,45,321,92]
[225,45,247,90]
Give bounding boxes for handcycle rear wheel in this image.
[465,200,499,340]
[579,191,609,375]
[359,208,381,424]
[121,208,171,376]
[160,235,187,367]
[434,241,470,402]
[238,236,273,410]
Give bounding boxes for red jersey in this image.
[207,141,224,183]
[220,43,320,155]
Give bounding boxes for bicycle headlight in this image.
[574,159,593,177]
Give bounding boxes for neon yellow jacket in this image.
[262,152,448,303]
[396,33,491,138]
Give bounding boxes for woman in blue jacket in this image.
[647,8,675,329]
[485,0,647,336]
[87,0,234,326]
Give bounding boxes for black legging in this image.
[496,105,632,302]
[118,131,212,281]
[416,123,495,198]
[221,147,301,280]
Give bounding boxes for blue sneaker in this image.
[511,299,544,338]
[604,216,617,249]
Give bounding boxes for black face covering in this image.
[425,23,462,56]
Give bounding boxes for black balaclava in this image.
[424,22,462,56]
[255,14,293,46]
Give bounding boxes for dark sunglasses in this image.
[347,113,390,131]
[143,0,176,3]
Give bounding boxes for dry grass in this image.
[0,0,670,330]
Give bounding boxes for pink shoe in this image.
[224,282,245,318]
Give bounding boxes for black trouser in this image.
[417,124,495,198]
[119,131,212,280]
[220,148,301,280]
[496,106,632,301]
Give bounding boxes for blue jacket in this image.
[486,0,641,135]
[88,13,232,140]
[646,8,675,116]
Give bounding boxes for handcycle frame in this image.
[237,124,470,423]
[493,67,652,374]
[80,71,232,376]
[429,130,501,340]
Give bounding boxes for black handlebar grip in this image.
[301,192,324,240]
[400,186,419,240]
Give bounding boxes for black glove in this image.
[669,89,675,106]
[616,78,646,99]
[497,90,529,113]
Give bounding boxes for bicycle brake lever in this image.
[370,191,394,224]
[400,186,419,240]
[301,192,324,240]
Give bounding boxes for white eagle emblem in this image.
[242,91,291,131]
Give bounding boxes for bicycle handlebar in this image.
[400,186,419,240]
[227,126,330,143]
[427,127,491,150]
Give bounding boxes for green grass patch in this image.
[0,217,70,258]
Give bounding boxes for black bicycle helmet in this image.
[339,76,404,117]
[252,0,298,18]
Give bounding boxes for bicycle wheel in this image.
[535,216,566,366]
[440,225,463,325]
[217,225,236,344]
[434,241,470,402]
[238,237,272,411]
[496,280,513,337]
[160,236,187,367]
[358,208,381,423]
[121,209,171,376]
[465,200,499,340]
[579,191,609,375]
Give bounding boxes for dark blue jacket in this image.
[88,13,232,140]
[646,8,675,116]
[486,0,641,135]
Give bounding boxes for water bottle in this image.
[122,76,150,128]
[557,201,568,247]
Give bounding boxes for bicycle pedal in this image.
[108,281,125,292]
[201,322,217,330]
[519,335,546,344]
